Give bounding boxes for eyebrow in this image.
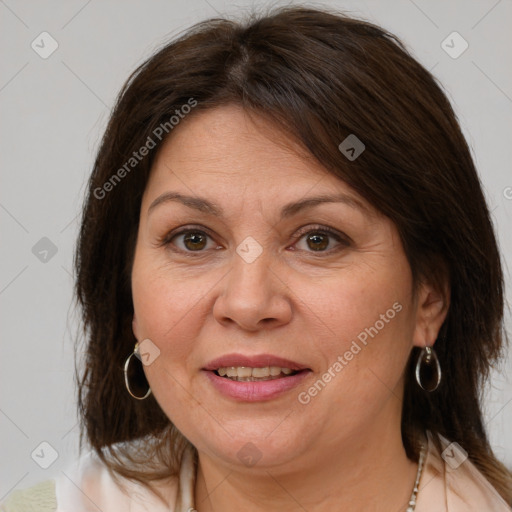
[147,191,370,218]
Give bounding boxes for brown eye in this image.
[164,228,216,253]
[182,231,208,251]
[305,232,330,251]
[293,226,350,254]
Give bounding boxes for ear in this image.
[412,278,450,348]
[132,315,140,341]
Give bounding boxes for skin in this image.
[131,104,448,511]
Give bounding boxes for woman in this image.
[2,5,511,511]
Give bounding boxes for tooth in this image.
[215,366,298,379]
[252,367,270,378]
[226,367,238,377]
[237,366,253,378]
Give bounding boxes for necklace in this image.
[406,444,426,512]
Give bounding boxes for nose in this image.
[212,247,293,332]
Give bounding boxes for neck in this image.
[193,410,418,511]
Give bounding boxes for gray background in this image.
[1,0,511,498]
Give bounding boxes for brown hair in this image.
[74,5,512,504]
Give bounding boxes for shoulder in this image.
[0,441,193,512]
[54,441,196,512]
[0,479,57,512]
[416,431,512,512]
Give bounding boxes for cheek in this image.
[132,253,187,351]
[131,260,204,417]
[303,260,415,400]
[307,263,412,345]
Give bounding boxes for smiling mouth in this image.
[214,366,301,381]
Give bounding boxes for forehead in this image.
[150,104,326,182]
[143,104,375,219]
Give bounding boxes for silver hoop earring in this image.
[124,342,152,400]
[415,346,441,392]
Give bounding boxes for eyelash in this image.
[158,224,350,256]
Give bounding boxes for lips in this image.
[203,353,310,372]
[202,353,312,401]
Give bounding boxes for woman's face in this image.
[131,104,441,470]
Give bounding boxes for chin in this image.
[194,424,307,469]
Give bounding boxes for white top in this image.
[55,442,196,512]
[2,432,511,511]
